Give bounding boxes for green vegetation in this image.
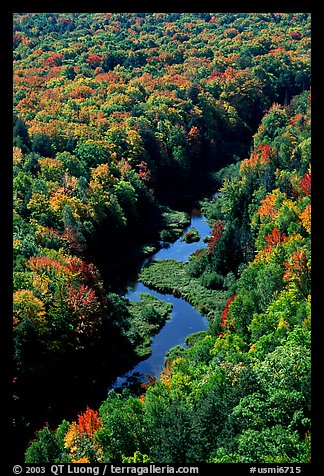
[25,87,311,463]
[181,227,200,243]
[12,12,311,464]
[129,294,173,357]
[159,209,191,243]
[139,259,227,321]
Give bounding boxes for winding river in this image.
[111,204,213,388]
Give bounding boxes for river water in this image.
[111,206,212,388]
[14,198,215,461]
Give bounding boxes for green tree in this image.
[147,400,194,463]
[32,133,55,158]
[97,393,147,462]
[25,422,70,463]
[13,114,31,152]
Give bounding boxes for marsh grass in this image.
[139,259,227,322]
[129,293,173,357]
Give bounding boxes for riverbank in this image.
[110,198,227,389]
[128,293,173,358]
[139,259,227,322]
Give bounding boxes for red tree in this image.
[289,31,301,40]
[136,161,151,182]
[298,171,311,196]
[77,408,102,440]
[221,294,237,328]
[86,54,102,67]
[207,220,225,253]
[44,53,64,67]
[263,227,287,251]
[66,284,99,319]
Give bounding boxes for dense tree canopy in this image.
[12,12,311,464]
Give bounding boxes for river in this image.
[111,204,213,388]
[14,197,215,461]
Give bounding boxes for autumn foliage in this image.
[206,220,225,254]
[284,250,310,298]
[297,171,311,196]
[240,143,276,174]
[77,408,102,440]
[263,228,287,252]
[14,12,311,464]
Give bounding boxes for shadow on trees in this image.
[11,316,139,462]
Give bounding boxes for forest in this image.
[12,12,311,464]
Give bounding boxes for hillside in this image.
[12,12,311,463]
